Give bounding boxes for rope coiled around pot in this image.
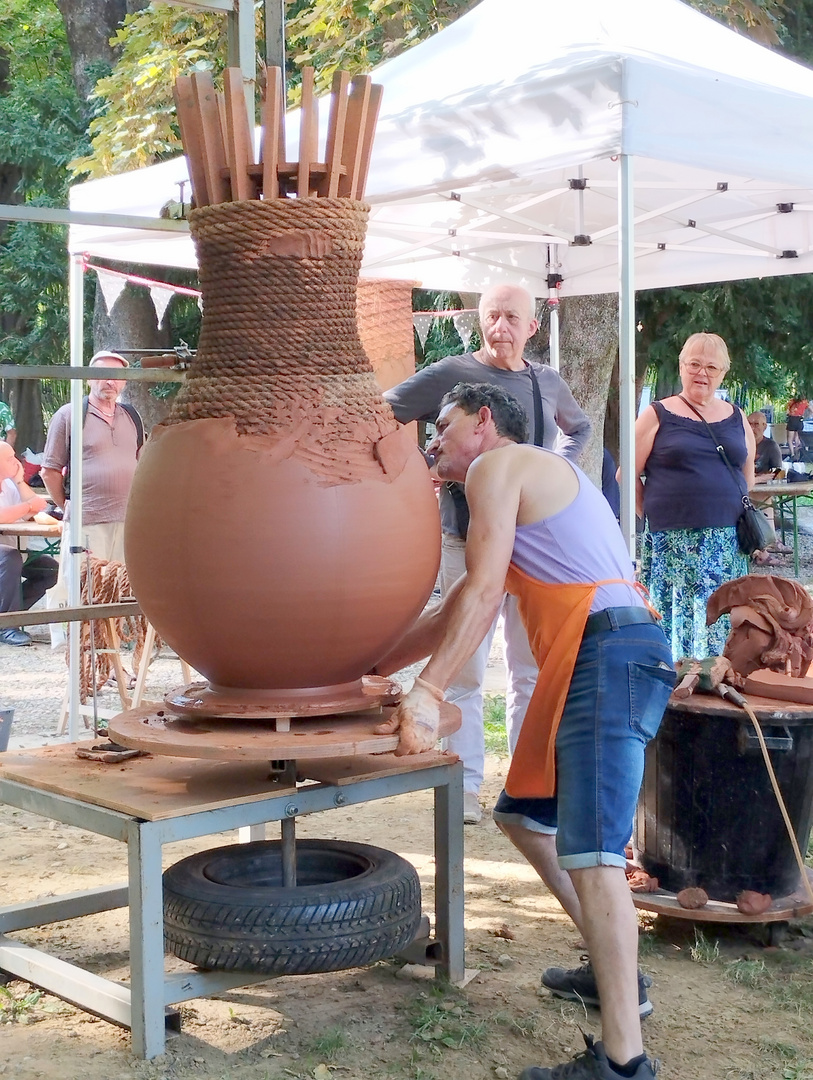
[166,199,398,482]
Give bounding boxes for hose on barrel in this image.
[716,682,813,907]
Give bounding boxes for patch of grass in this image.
[407,988,488,1055]
[0,984,43,1023]
[483,694,508,755]
[636,930,665,960]
[308,1026,349,1062]
[726,958,767,988]
[689,928,720,965]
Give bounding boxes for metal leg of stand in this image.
[127,821,168,1059]
[434,760,465,984]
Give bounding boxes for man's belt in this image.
[583,606,658,638]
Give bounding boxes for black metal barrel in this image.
[634,694,813,901]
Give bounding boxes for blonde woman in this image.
[635,333,755,659]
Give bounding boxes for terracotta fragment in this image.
[744,668,813,705]
[735,890,773,915]
[627,869,659,893]
[676,887,709,909]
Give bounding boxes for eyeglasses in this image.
[682,360,725,377]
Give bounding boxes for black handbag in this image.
[678,396,775,556]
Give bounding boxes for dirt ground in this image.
[2,601,813,1080]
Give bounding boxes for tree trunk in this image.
[549,294,618,488]
[54,0,128,100]
[92,276,173,432]
[2,380,44,453]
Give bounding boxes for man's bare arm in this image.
[41,466,66,508]
[418,453,520,692]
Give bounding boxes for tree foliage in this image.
[71,0,476,178]
[70,4,226,177]
[0,0,88,376]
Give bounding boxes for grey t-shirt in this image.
[383,353,591,535]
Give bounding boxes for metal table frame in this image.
[0,758,465,1059]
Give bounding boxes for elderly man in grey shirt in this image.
[384,284,591,823]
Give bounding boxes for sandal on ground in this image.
[752,551,781,567]
[771,542,794,554]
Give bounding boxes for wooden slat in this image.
[260,65,283,200]
[0,602,141,631]
[354,82,383,200]
[222,67,256,201]
[337,75,372,198]
[243,162,345,180]
[191,71,229,205]
[322,70,350,198]
[173,76,210,207]
[297,66,318,198]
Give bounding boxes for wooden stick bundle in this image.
[172,66,383,208]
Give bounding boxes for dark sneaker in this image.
[541,958,653,1018]
[519,1033,658,1079]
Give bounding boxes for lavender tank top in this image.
[511,458,642,615]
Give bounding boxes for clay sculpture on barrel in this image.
[124,68,441,707]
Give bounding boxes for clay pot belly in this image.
[125,417,440,690]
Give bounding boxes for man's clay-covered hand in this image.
[374,677,444,755]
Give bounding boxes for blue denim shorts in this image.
[492,621,675,870]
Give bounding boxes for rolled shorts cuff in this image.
[558,851,628,871]
[491,807,557,835]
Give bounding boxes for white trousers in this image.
[439,534,538,795]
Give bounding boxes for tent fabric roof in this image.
[69,0,813,296]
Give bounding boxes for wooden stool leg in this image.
[131,623,157,709]
[105,619,132,710]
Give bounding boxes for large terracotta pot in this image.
[124,199,440,695]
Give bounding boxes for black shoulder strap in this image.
[527,364,545,448]
[120,402,145,449]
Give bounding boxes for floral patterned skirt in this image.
[639,526,748,661]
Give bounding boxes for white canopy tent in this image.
[71,0,813,293]
[66,0,813,606]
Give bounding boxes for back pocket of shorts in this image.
[628,661,676,743]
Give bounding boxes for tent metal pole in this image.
[265,0,286,76]
[548,302,560,371]
[227,0,257,133]
[546,245,560,371]
[618,154,636,560]
[67,255,85,741]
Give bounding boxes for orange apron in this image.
[504,563,658,800]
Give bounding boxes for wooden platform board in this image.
[669,691,813,723]
[0,743,459,821]
[0,744,296,820]
[107,702,461,761]
[304,749,456,785]
[632,868,813,923]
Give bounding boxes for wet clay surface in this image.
[124,420,440,691]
